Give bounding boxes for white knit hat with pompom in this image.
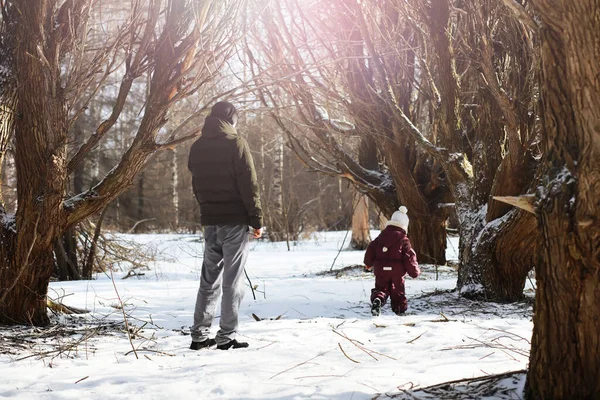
[386,206,409,232]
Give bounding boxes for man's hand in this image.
[364,265,373,273]
[253,228,263,239]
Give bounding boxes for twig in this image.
[501,0,539,30]
[407,331,427,344]
[74,376,89,384]
[270,349,332,379]
[291,307,308,318]
[15,330,97,361]
[333,329,376,361]
[477,326,531,344]
[329,194,360,271]
[414,369,527,391]
[245,268,256,300]
[124,348,175,357]
[466,335,529,358]
[257,341,276,350]
[110,269,138,359]
[397,388,420,399]
[122,270,146,280]
[330,229,351,271]
[295,374,348,380]
[338,343,360,363]
[335,320,346,329]
[333,329,396,361]
[126,218,157,234]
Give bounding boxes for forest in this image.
[0,1,599,399]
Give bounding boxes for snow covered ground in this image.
[0,231,533,399]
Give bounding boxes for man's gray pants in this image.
[191,224,249,345]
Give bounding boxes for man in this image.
[188,101,263,350]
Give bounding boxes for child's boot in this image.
[392,307,406,316]
[371,298,382,316]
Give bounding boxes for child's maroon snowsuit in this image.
[364,226,420,314]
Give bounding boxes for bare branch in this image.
[501,0,539,30]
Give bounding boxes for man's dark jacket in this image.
[188,116,263,229]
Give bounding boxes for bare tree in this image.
[512,1,600,398]
[247,0,450,264]
[0,0,245,326]
[246,0,542,298]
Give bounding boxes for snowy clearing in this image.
[0,232,533,399]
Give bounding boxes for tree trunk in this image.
[377,210,387,231]
[0,2,69,325]
[1,0,229,326]
[0,101,15,207]
[0,231,55,326]
[82,208,107,280]
[53,229,80,281]
[269,133,285,242]
[384,137,449,265]
[169,149,179,231]
[350,191,371,250]
[54,114,86,281]
[457,135,538,301]
[457,207,536,301]
[408,212,447,265]
[136,172,145,233]
[337,177,343,214]
[525,1,600,398]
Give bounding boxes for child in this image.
[364,206,420,316]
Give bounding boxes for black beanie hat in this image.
[210,101,238,125]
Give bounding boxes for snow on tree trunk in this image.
[350,190,370,250]
[525,1,600,398]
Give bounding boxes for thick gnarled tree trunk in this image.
[0,234,56,326]
[0,0,232,326]
[525,1,600,398]
[0,2,70,325]
[457,207,537,301]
